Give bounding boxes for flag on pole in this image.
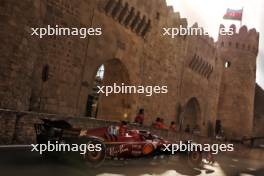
[223,8,243,21]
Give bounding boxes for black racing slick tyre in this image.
[82,139,106,168]
[187,151,203,168]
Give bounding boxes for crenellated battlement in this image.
[101,0,152,37]
[167,5,174,14]
[191,23,215,44]
[166,6,184,21]
[165,4,188,27]
[217,24,259,55]
[100,0,189,38]
[189,22,217,57]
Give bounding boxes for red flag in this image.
[223,8,243,21]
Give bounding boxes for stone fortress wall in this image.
[217,24,259,138]
[0,0,261,139]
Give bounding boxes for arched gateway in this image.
[180,97,201,131]
[86,59,133,121]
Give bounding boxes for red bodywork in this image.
[81,125,169,158]
[35,119,210,167]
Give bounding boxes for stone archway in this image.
[86,58,133,121]
[181,97,201,130]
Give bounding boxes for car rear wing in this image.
[34,119,81,141]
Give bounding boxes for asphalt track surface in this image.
[0,146,263,176]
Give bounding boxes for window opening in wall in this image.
[156,12,160,20]
[124,7,135,26]
[118,3,128,23]
[105,0,115,14]
[225,61,231,68]
[42,64,49,82]
[86,64,105,118]
[96,64,105,80]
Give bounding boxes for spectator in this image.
[215,119,222,136]
[134,108,144,125]
[159,118,167,129]
[153,118,167,129]
[152,117,161,128]
[169,121,177,131]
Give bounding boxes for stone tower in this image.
[217,24,259,139]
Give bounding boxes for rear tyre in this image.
[187,151,202,168]
[82,139,106,168]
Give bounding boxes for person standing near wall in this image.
[134,108,144,125]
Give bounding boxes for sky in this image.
[166,0,264,88]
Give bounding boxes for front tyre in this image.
[82,139,106,168]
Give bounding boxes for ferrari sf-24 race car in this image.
[34,119,214,167]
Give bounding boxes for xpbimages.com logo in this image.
[31,25,102,39]
[162,141,234,154]
[162,25,234,38]
[97,83,168,96]
[31,141,102,155]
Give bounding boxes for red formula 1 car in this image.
[34,119,213,167]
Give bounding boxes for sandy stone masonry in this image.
[0,0,261,139]
[217,24,259,138]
